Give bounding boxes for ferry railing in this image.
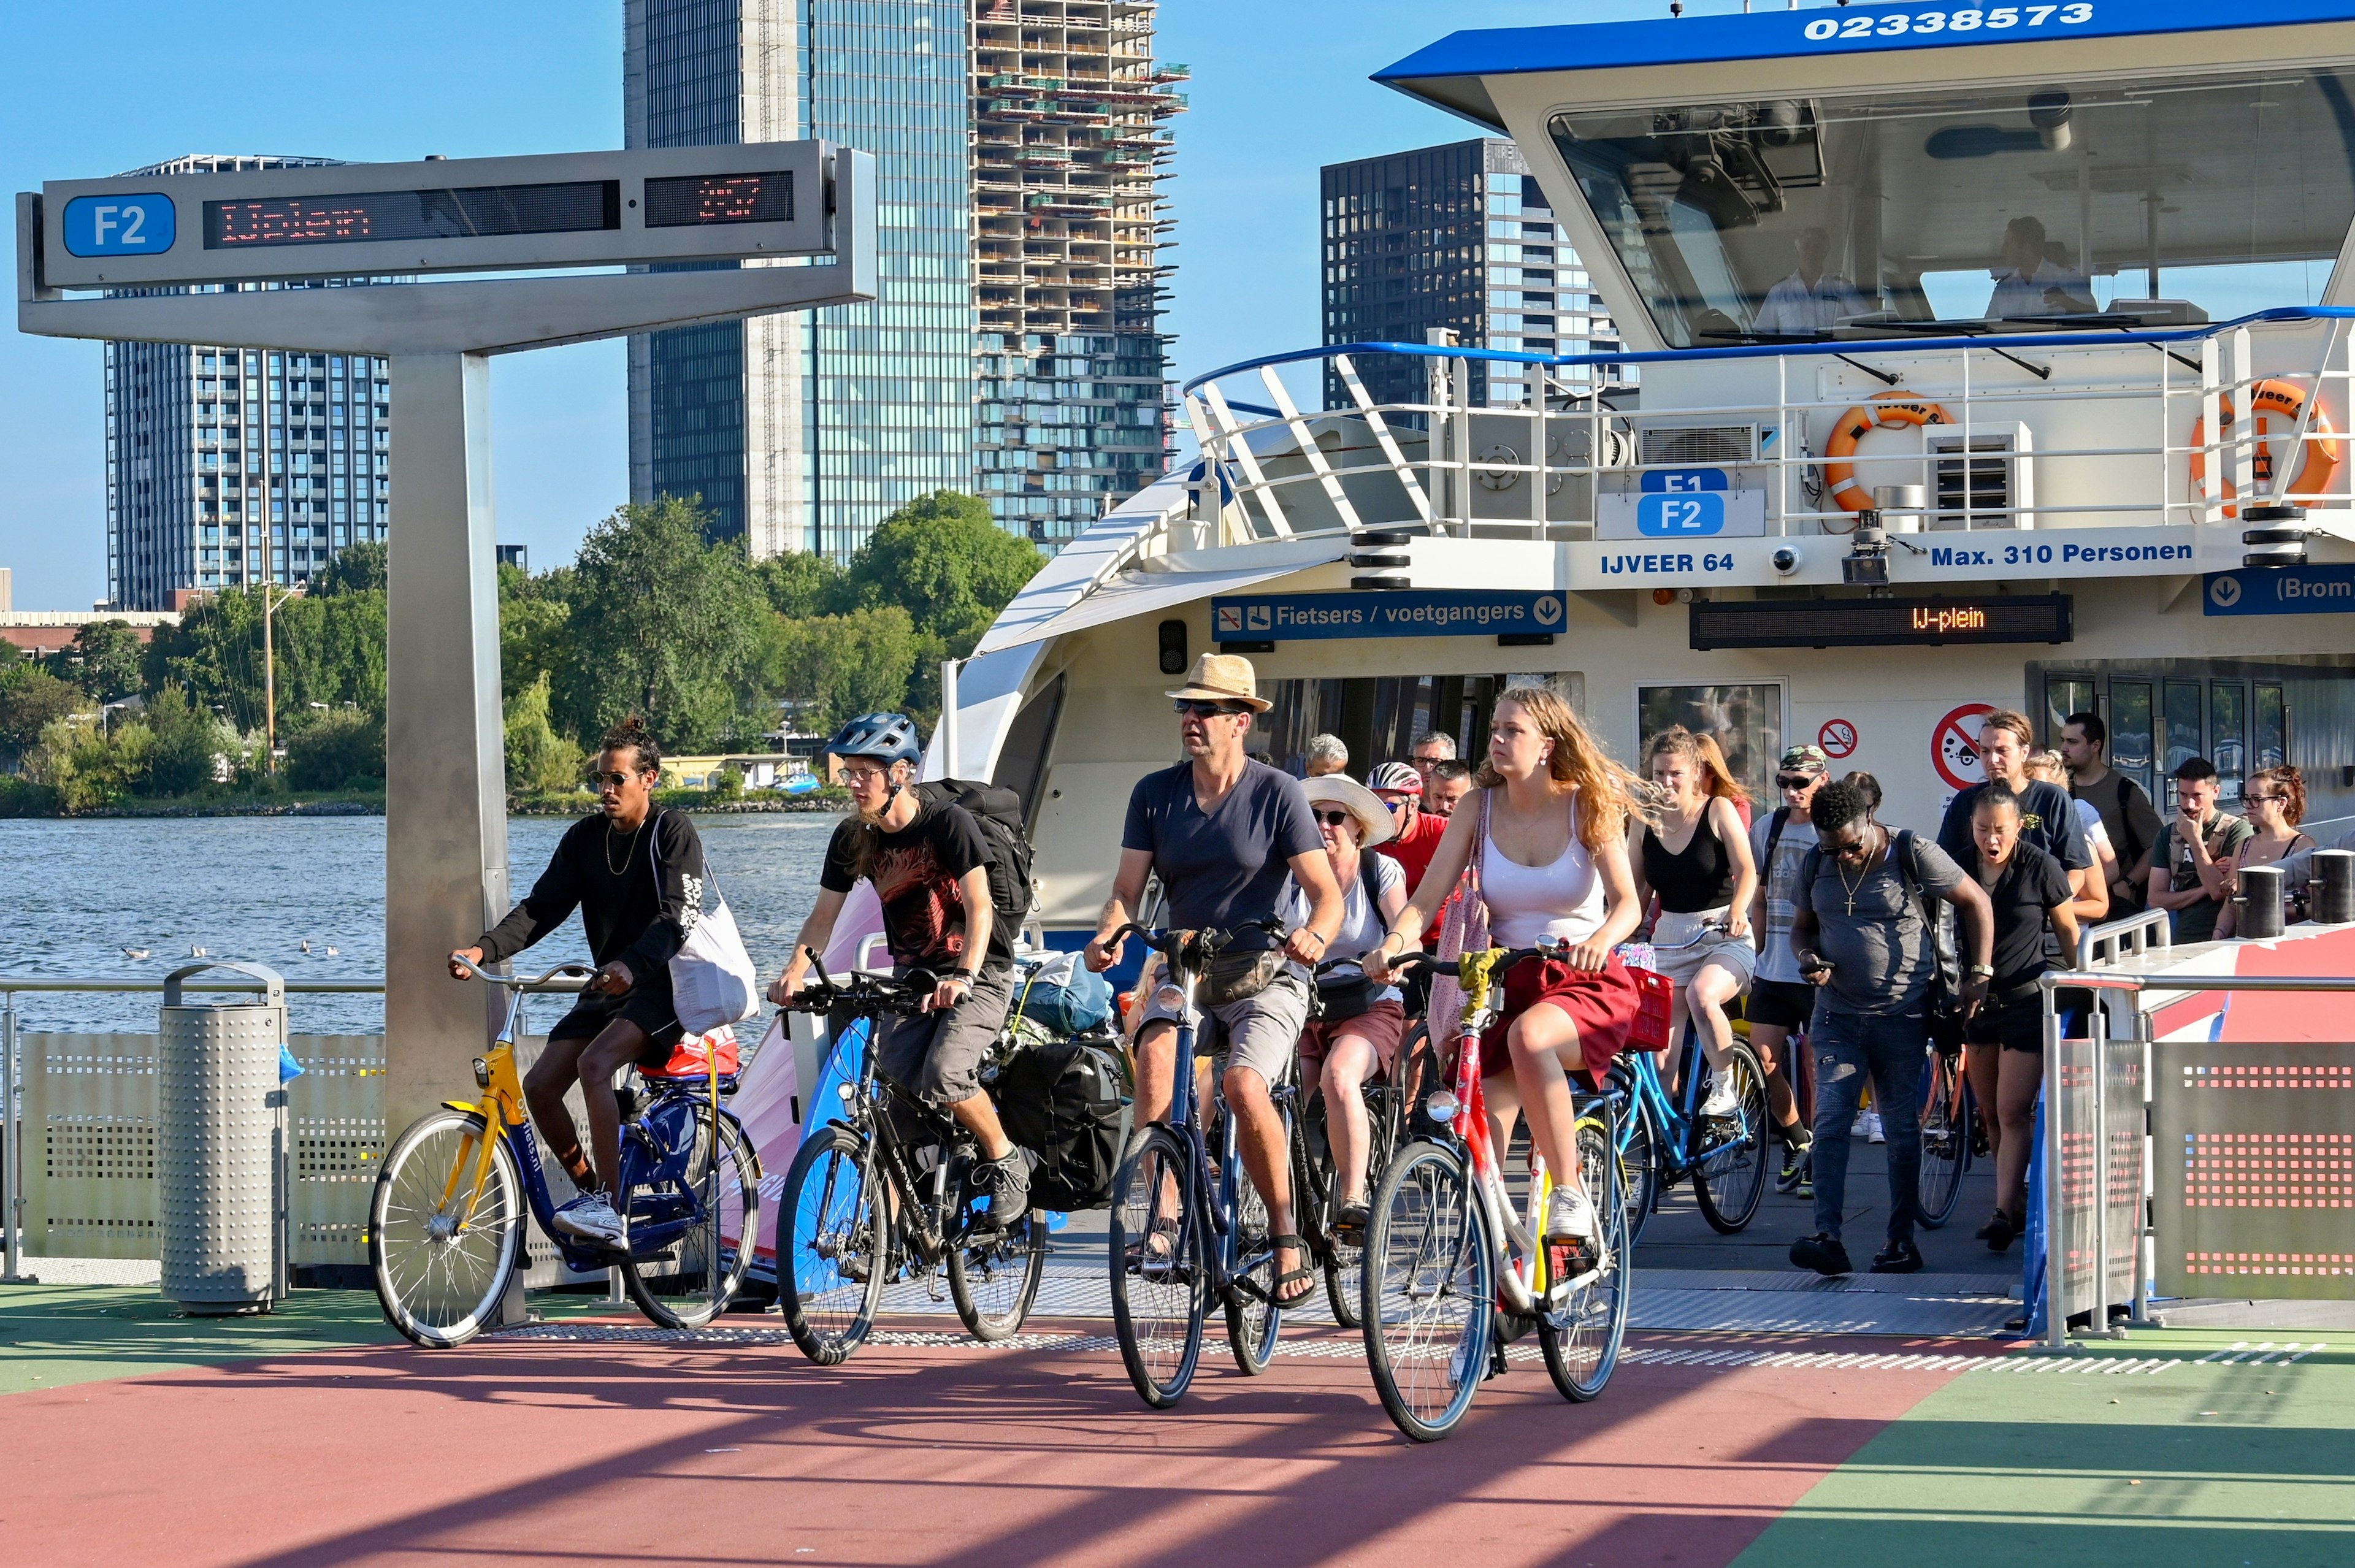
[2034,954,2355,1352]
[1179,307,2355,548]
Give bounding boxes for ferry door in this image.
[2041,670,2288,813]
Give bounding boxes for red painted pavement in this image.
[0,1320,1995,1568]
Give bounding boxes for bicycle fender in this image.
[441,1100,485,1117]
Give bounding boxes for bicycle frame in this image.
[834,1014,995,1272]
[1612,1022,1753,1187]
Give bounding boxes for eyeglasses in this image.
[2245,791,2287,805]
[587,770,644,790]
[1775,774,1821,791]
[1313,809,1356,828]
[1173,700,1247,718]
[839,767,891,786]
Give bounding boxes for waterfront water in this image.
[0,813,840,1034]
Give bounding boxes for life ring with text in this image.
[1822,394,1955,514]
[2189,379,2341,519]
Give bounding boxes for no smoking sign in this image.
[1817,719,1857,759]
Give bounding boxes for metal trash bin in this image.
[158,962,289,1315]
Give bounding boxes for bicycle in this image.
[370,960,762,1348]
[1360,944,1631,1442]
[1608,925,1772,1241]
[773,956,1049,1363]
[1103,920,1307,1409]
[1915,1039,1974,1228]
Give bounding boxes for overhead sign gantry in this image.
[18,142,877,1133]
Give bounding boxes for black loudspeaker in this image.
[1157,618,1188,676]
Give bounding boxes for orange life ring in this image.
[1823,394,1955,514]
[2189,379,2342,519]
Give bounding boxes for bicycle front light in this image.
[1153,985,1185,1012]
[471,1057,491,1089]
[838,1082,856,1103]
[1425,1089,1460,1125]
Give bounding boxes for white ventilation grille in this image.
[1639,425,1757,467]
[1928,426,2034,528]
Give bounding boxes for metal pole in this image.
[2042,989,2069,1352]
[941,659,961,780]
[2091,1009,2112,1339]
[2,993,35,1283]
[2133,1000,2156,1326]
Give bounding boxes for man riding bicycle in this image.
[770,713,1030,1225]
[1084,654,1344,1307]
[448,719,704,1249]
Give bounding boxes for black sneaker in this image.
[1790,1232,1851,1275]
[1775,1125,1813,1192]
[1871,1239,1924,1274]
[977,1149,1031,1226]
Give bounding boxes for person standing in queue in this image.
[1085,654,1344,1307]
[2061,711,2161,913]
[2148,757,2255,944]
[1366,684,1651,1279]
[1936,709,2105,929]
[1788,780,1993,1277]
[449,719,705,1250]
[770,713,1030,1225]
[1961,783,2081,1253]
[2214,767,2316,939]
[1747,744,1829,1188]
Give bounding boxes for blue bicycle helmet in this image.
[825,711,923,770]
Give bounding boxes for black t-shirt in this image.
[2075,771,2162,877]
[820,800,1014,972]
[477,810,708,984]
[1937,779,2092,873]
[1974,840,2075,993]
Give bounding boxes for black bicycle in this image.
[775,957,1047,1363]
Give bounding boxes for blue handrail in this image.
[1179,306,2355,397]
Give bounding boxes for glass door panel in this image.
[2255,683,2288,771]
[2163,679,2205,807]
[2110,680,2156,805]
[2045,676,2096,746]
[2211,681,2246,806]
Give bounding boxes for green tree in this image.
[0,667,85,754]
[52,621,147,705]
[772,606,922,733]
[503,671,586,795]
[24,714,151,812]
[313,540,388,596]
[754,550,850,619]
[499,562,573,702]
[845,491,1042,657]
[284,707,386,790]
[555,497,770,751]
[142,682,232,797]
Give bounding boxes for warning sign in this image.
[1817,719,1858,759]
[1932,703,1997,791]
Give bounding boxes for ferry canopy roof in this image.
[1374,2,2355,350]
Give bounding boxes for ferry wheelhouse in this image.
[943,0,2355,957]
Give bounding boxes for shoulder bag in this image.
[1893,829,1966,1051]
[651,811,763,1035]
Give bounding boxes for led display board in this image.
[1690,594,2073,649]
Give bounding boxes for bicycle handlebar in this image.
[776,946,938,1017]
[1104,919,1287,969]
[1647,919,1734,953]
[450,955,595,990]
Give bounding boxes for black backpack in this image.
[913,778,1036,933]
[989,1036,1130,1211]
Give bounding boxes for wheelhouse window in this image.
[1548,67,2355,348]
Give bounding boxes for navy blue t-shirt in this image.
[1122,760,1324,951]
[1937,779,2092,872]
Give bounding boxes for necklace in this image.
[604,816,647,876]
[1836,833,1884,916]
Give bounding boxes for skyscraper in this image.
[1320,138,1624,414]
[103,155,392,611]
[623,1,1181,559]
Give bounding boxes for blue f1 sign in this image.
[61,194,175,258]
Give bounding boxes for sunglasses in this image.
[1173,700,1247,718]
[1775,774,1821,790]
[1314,809,1357,828]
[587,770,646,790]
[1379,796,1414,811]
[1828,836,1874,862]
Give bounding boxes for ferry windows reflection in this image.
[1547,69,2355,348]
[1637,682,1783,804]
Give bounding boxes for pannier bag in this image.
[1015,949,1115,1034]
[990,1036,1130,1212]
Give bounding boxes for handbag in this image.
[1200,944,1287,1008]
[649,811,762,1035]
[1314,973,1384,1023]
[1427,789,1493,1050]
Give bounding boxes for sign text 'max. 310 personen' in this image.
[1212,591,1564,642]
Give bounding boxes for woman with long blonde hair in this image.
[1367,684,1650,1277]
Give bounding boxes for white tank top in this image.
[1480,790,1604,949]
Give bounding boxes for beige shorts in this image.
[1137,967,1312,1090]
[1653,907,1757,993]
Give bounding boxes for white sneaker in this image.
[1865,1111,1886,1145]
[553,1192,627,1249]
[1700,1075,1741,1120]
[1850,1109,1872,1138]
[1545,1187,1599,1247]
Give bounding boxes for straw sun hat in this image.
[1300,774,1396,849]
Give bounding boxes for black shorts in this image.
[546,976,684,1068]
[1965,995,2045,1054]
[1746,978,1818,1031]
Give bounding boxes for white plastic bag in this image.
[650,813,762,1034]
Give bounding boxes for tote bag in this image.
[651,811,762,1034]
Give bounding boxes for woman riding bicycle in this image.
[1277,773,1409,1242]
[1365,683,1650,1275]
[1627,727,1758,1122]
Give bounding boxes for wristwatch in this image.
[1964,964,1994,979]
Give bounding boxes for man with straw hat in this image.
[1087,653,1344,1307]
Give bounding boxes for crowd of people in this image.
[456,665,2322,1281]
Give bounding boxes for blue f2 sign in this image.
[1638,467,1728,536]
[61,194,176,258]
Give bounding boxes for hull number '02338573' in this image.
[1802,4,2094,42]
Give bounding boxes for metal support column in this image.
[383,352,511,1141]
[2,993,35,1283]
[2041,995,2073,1352]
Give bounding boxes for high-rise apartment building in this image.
[1320,138,1624,414]
[623,0,1181,559]
[970,1,1184,545]
[104,155,392,611]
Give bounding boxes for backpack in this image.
[913,778,1036,935]
[989,1036,1130,1211]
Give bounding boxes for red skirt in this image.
[1477,954,1646,1082]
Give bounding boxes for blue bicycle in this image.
[1607,932,1772,1241]
[1104,921,1301,1409]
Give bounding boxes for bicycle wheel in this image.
[1108,1125,1208,1408]
[1692,1043,1771,1234]
[623,1112,761,1329]
[948,1209,1047,1341]
[370,1109,524,1349]
[1917,1046,1969,1229]
[1540,1112,1631,1402]
[779,1122,891,1365]
[1323,1082,1392,1330]
[1619,1093,1661,1248]
[1224,1134,1284,1375]
[1361,1141,1493,1442]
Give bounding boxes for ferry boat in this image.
[939,0,2355,965]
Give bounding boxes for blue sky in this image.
[1,0,1650,609]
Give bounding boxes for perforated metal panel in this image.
[25,1035,162,1259]
[1638,424,1756,466]
[158,999,282,1312]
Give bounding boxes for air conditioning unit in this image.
[1638,423,1759,467]
[1926,423,2034,530]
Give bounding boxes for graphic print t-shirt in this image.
[820,801,1013,972]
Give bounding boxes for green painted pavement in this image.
[1733,1330,2355,1568]
[0,1283,616,1396]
